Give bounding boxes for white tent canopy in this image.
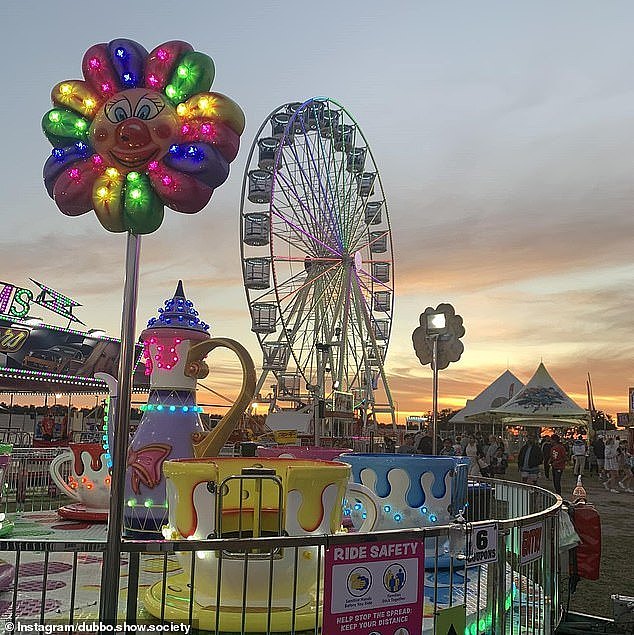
[450,370,524,424]
[489,362,588,427]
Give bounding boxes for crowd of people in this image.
[387,429,634,495]
[393,431,510,477]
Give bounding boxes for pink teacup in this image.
[257,445,352,461]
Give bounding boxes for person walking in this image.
[485,435,499,467]
[517,437,543,485]
[592,435,605,479]
[604,437,620,493]
[550,434,567,495]
[464,435,480,476]
[571,435,587,477]
[541,435,553,478]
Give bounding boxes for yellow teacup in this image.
[161,457,371,609]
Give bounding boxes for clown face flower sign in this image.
[43,39,245,234]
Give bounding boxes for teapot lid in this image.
[145,280,209,334]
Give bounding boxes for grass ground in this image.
[505,463,634,619]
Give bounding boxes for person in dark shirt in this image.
[592,435,605,479]
[439,438,456,456]
[541,436,553,478]
[397,434,416,454]
[550,434,567,495]
[416,432,434,455]
[518,437,543,484]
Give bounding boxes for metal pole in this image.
[100,232,141,623]
[432,335,439,455]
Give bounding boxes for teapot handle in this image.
[185,337,256,458]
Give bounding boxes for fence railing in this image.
[0,447,70,512]
[0,474,562,634]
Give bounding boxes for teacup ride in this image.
[49,442,111,522]
[339,453,514,632]
[144,457,377,631]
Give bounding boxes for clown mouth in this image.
[110,146,159,169]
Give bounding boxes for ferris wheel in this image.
[239,98,395,430]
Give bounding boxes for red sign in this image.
[323,540,424,635]
[520,522,544,565]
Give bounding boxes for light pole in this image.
[425,311,449,455]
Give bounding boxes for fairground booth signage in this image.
[0,279,148,394]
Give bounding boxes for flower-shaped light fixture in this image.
[43,39,245,235]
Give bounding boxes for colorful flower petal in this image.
[123,172,164,234]
[145,41,194,91]
[93,169,126,232]
[52,80,101,119]
[52,158,104,217]
[179,92,245,135]
[82,44,120,98]
[164,143,229,190]
[42,108,90,147]
[107,39,148,90]
[148,162,213,213]
[164,52,214,105]
[178,119,241,163]
[43,142,93,197]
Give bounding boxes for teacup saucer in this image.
[144,573,320,632]
[57,503,109,522]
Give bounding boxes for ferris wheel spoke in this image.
[271,215,331,261]
[348,200,374,253]
[275,149,330,250]
[356,262,393,292]
[295,116,345,251]
[351,229,390,256]
[271,232,322,261]
[283,268,345,380]
[274,161,339,252]
[352,269,391,344]
[271,201,340,257]
[279,139,340,251]
[272,172,329,255]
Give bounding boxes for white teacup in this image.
[49,442,111,510]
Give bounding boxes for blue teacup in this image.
[339,453,471,569]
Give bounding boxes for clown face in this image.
[90,88,179,173]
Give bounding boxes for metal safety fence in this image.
[0,476,561,634]
[0,447,69,513]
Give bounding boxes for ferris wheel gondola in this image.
[240,98,395,437]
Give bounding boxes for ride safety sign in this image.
[323,540,424,635]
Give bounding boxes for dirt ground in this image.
[505,463,634,618]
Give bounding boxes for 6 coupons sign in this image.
[466,523,498,566]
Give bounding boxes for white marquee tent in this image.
[488,362,588,427]
[450,370,524,425]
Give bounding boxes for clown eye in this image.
[135,96,164,120]
[105,98,132,124]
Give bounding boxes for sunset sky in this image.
[2,1,633,420]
